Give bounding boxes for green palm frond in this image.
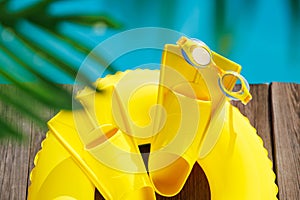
[0,0,121,140]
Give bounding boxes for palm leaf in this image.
[0,0,120,139]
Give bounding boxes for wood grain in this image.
[271,83,300,200]
[232,84,274,161]
[0,86,32,200]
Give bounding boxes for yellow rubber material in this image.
[28,131,95,200]
[148,43,245,196]
[28,110,156,200]
[28,38,277,199]
[198,102,278,200]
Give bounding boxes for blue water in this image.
[1,0,299,83]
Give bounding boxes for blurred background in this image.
[0,0,299,138]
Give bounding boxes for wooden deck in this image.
[0,83,299,200]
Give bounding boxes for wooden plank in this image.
[0,138,30,200]
[0,86,32,200]
[271,83,300,200]
[0,85,57,199]
[232,84,273,161]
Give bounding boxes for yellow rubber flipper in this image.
[28,71,156,200]
[198,102,278,200]
[28,111,155,200]
[148,88,211,196]
[148,45,210,196]
[148,41,242,197]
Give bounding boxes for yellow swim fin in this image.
[28,72,156,200]
[148,38,245,197]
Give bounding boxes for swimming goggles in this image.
[177,36,252,104]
